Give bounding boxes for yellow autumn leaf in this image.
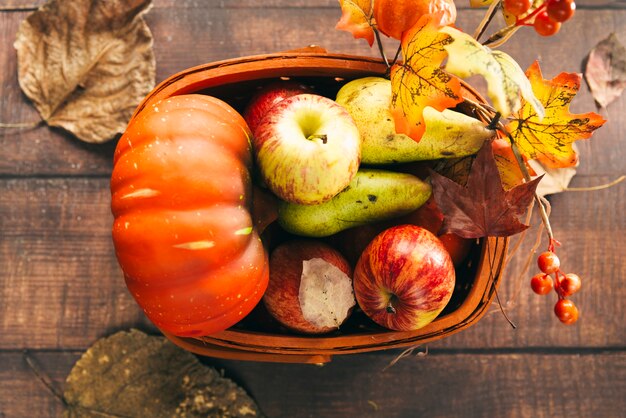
[506,61,606,168]
[440,26,544,119]
[390,13,463,142]
[470,0,495,7]
[335,0,375,46]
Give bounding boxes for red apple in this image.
[395,197,473,266]
[353,225,455,331]
[437,233,473,266]
[243,80,311,133]
[331,221,387,266]
[334,197,473,267]
[263,240,355,334]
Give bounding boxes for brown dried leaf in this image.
[584,33,626,109]
[63,329,263,418]
[14,0,156,143]
[430,141,541,239]
[528,159,577,198]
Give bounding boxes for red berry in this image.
[503,0,532,17]
[554,299,579,324]
[533,11,561,36]
[547,0,576,22]
[537,251,560,274]
[560,273,582,296]
[530,273,553,295]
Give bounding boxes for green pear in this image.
[336,77,494,164]
[278,168,432,237]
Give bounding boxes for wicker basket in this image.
[132,48,508,364]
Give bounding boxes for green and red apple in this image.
[243,80,311,133]
[253,93,361,205]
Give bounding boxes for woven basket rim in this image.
[133,51,508,362]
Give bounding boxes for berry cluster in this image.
[503,0,576,36]
[530,249,581,324]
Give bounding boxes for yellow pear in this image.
[336,77,494,164]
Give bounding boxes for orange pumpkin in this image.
[110,94,269,337]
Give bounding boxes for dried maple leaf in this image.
[584,33,626,109]
[506,61,606,168]
[430,141,542,239]
[63,329,263,418]
[529,159,578,198]
[299,258,356,329]
[390,13,463,142]
[441,26,544,119]
[14,0,156,143]
[335,0,375,46]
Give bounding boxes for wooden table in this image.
[1,1,624,417]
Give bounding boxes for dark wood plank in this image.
[1,7,624,175]
[1,350,624,418]
[1,0,622,10]
[1,177,624,349]
[0,178,154,350]
[436,174,626,348]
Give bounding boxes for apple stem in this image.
[308,134,327,144]
[386,296,398,314]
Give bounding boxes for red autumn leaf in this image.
[430,141,542,239]
[335,0,375,46]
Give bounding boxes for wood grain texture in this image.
[1,350,624,418]
[1,6,624,176]
[1,0,623,10]
[1,177,623,349]
[0,1,625,417]
[0,179,155,350]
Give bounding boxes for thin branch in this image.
[390,43,402,68]
[473,0,502,41]
[373,28,390,69]
[0,120,43,129]
[23,350,67,406]
[503,128,555,242]
[566,175,625,192]
[487,238,517,328]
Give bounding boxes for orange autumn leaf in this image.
[390,13,463,142]
[335,0,375,46]
[374,0,456,40]
[506,61,606,168]
[492,137,536,190]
